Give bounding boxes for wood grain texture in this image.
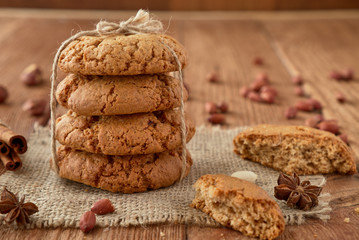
[0,10,358,240]
[1,0,359,10]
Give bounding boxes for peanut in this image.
[260,85,278,97]
[305,114,324,128]
[317,120,339,134]
[294,86,305,97]
[80,211,96,233]
[218,102,229,113]
[239,86,250,98]
[292,75,303,85]
[260,91,275,104]
[91,199,115,215]
[247,91,262,102]
[295,100,314,112]
[205,102,218,114]
[206,71,219,83]
[284,107,297,119]
[208,114,225,124]
[336,92,346,103]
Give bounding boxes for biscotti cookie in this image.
[191,174,285,240]
[56,74,188,115]
[58,34,187,75]
[233,124,356,175]
[56,145,192,193]
[56,109,195,155]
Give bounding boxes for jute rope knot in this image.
[96,10,164,35]
[50,9,188,181]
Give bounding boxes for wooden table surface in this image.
[0,9,359,240]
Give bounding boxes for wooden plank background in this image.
[0,10,358,240]
[1,0,359,11]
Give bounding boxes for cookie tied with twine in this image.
[50,9,188,181]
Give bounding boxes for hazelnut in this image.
[294,86,305,96]
[206,71,219,83]
[22,99,47,116]
[247,91,262,102]
[317,120,340,134]
[218,102,229,113]
[260,85,278,97]
[292,75,303,85]
[208,114,225,124]
[205,102,218,114]
[0,86,8,104]
[336,92,346,103]
[260,91,275,104]
[253,57,263,66]
[239,86,250,98]
[20,64,43,86]
[305,114,324,128]
[284,107,297,119]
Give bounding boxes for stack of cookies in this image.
[53,33,195,193]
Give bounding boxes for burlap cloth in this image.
[0,125,331,229]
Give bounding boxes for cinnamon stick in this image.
[0,141,10,155]
[0,124,27,154]
[0,153,16,171]
[11,150,22,170]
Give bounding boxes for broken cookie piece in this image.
[233,124,356,175]
[191,174,285,240]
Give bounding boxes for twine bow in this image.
[50,10,188,181]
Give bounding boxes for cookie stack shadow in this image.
[53,34,195,193]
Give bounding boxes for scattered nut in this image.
[80,211,96,233]
[344,217,350,223]
[317,120,340,134]
[305,114,324,128]
[285,107,297,119]
[91,199,115,215]
[247,91,262,102]
[329,71,343,80]
[306,99,322,110]
[292,75,303,85]
[0,86,8,104]
[206,71,219,83]
[250,78,268,92]
[336,92,346,103]
[294,86,305,97]
[295,100,314,112]
[342,68,354,80]
[260,85,278,97]
[355,207,359,213]
[20,64,43,86]
[231,171,257,183]
[218,102,229,113]
[260,91,275,103]
[255,73,269,83]
[253,57,263,66]
[338,133,349,145]
[208,114,225,124]
[205,102,218,114]
[22,99,47,116]
[239,86,250,98]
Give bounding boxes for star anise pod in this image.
[0,187,38,225]
[274,172,322,211]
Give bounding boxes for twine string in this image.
[50,10,187,181]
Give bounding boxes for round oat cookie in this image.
[55,109,195,156]
[56,145,192,193]
[58,34,187,75]
[56,74,188,116]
